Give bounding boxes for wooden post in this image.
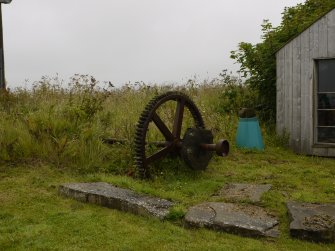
[0,0,12,90]
[0,4,5,90]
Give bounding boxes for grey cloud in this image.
[2,0,304,87]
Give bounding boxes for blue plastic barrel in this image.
[236,117,264,150]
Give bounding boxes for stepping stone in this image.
[59,182,174,220]
[213,183,272,203]
[287,201,335,243]
[185,202,279,238]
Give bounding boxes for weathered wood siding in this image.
[276,8,335,156]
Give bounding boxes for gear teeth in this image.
[133,91,205,179]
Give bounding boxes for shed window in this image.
[316,59,335,144]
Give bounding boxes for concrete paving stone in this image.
[287,201,335,242]
[185,202,279,238]
[59,182,174,220]
[214,183,272,203]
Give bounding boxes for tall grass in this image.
[0,74,282,174]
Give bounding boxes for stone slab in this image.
[185,202,279,238]
[213,183,272,203]
[287,201,335,242]
[59,182,174,220]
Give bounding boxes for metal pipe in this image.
[201,139,229,157]
[103,137,229,157]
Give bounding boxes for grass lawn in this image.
[1,145,334,250]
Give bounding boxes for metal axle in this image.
[104,137,229,157]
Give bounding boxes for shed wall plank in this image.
[283,47,288,134]
[310,24,319,154]
[276,50,285,134]
[284,43,293,141]
[291,37,301,152]
[312,148,329,157]
[300,29,311,154]
[319,16,328,57]
[328,10,335,57]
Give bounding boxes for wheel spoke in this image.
[151,112,174,141]
[172,99,185,139]
[145,143,175,164]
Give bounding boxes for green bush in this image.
[231,0,335,122]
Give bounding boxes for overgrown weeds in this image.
[0,74,280,174]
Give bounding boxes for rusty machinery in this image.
[106,91,229,179]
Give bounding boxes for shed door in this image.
[316,59,335,144]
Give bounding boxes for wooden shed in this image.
[276,8,335,156]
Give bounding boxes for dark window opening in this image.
[318,60,335,92]
[316,59,335,144]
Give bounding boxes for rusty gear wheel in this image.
[134,91,204,179]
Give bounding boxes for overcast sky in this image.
[2,0,304,88]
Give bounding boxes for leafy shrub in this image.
[231,0,335,122]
